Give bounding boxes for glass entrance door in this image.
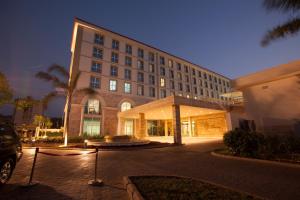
[124,119,133,135]
[83,118,101,136]
[181,121,189,136]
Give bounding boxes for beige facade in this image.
[67,18,232,139]
[233,60,300,135]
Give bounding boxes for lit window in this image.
[121,102,132,111]
[84,99,100,114]
[112,39,119,50]
[93,47,103,59]
[160,78,165,87]
[109,80,117,91]
[137,85,144,96]
[124,83,131,93]
[137,60,144,70]
[168,60,173,68]
[94,34,104,45]
[91,62,101,73]
[149,63,155,73]
[90,76,100,89]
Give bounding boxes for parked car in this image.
[0,122,22,185]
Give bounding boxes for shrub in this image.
[223,129,264,157]
[46,131,63,137]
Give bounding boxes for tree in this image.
[35,64,97,146]
[0,72,13,106]
[33,115,53,136]
[261,0,300,46]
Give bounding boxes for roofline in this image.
[73,17,230,80]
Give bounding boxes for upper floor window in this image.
[170,80,175,89]
[192,69,196,75]
[186,85,190,92]
[168,60,173,68]
[177,63,181,71]
[160,89,166,98]
[111,52,119,63]
[109,80,117,91]
[137,72,144,82]
[93,47,103,59]
[149,52,154,62]
[149,75,155,85]
[94,34,104,45]
[193,78,196,84]
[169,70,174,79]
[204,73,207,79]
[125,44,132,54]
[85,99,100,115]
[110,66,118,77]
[185,75,189,82]
[184,65,189,73]
[121,102,132,111]
[137,85,144,96]
[90,76,100,89]
[91,61,102,73]
[125,56,132,66]
[138,48,144,58]
[160,67,165,76]
[160,78,165,87]
[149,63,155,73]
[177,72,182,80]
[124,69,131,80]
[137,60,144,70]
[214,77,217,83]
[112,39,119,50]
[149,87,155,97]
[194,87,197,94]
[198,71,202,77]
[226,81,230,87]
[178,83,183,91]
[209,75,212,81]
[124,83,131,94]
[160,56,165,65]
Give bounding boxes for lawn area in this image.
[130,176,262,200]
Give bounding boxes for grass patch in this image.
[130,176,261,200]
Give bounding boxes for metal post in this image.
[22,147,39,187]
[88,148,103,186]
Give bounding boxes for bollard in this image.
[22,147,39,187]
[88,148,103,186]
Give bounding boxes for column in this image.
[164,120,168,136]
[172,104,182,145]
[137,113,146,138]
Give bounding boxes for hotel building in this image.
[67,18,300,143]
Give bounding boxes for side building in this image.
[68,18,232,139]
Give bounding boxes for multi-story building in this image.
[68,18,233,142]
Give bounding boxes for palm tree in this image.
[36,64,97,146]
[0,71,13,107]
[261,0,300,46]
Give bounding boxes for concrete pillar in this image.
[117,116,121,135]
[225,112,232,131]
[188,117,193,137]
[172,104,182,144]
[137,113,146,138]
[164,120,168,136]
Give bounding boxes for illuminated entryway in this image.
[124,119,134,135]
[118,95,231,144]
[83,118,101,136]
[82,98,102,136]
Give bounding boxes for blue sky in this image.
[0,0,299,117]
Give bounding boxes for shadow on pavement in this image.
[0,183,72,200]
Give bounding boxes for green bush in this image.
[223,129,264,157]
[263,135,300,157]
[46,131,63,137]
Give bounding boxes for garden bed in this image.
[127,176,262,200]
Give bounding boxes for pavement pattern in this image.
[1,141,300,200]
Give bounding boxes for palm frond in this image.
[47,64,69,79]
[36,71,68,89]
[35,71,54,82]
[76,87,98,96]
[264,0,300,12]
[42,91,59,109]
[261,18,300,46]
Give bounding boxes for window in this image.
[215,85,218,91]
[223,80,225,86]
[211,91,214,98]
[210,83,213,89]
[149,75,155,85]
[149,63,155,73]
[110,66,118,77]
[111,52,118,63]
[160,67,165,76]
[109,80,117,91]
[125,56,132,66]
[85,99,100,114]
[149,87,155,97]
[184,65,189,73]
[149,52,154,62]
[137,72,144,82]
[218,78,221,84]
[177,72,182,80]
[199,79,203,87]
[200,88,204,95]
[90,76,100,88]
[168,60,173,68]
[125,44,132,54]
[124,83,131,93]
[93,47,103,59]
[160,89,166,98]
[137,85,144,96]
[214,77,217,83]
[94,34,104,45]
[160,56,165,65]
[194,87,197,94]
[112,39,119,50]
[137,60,144,70]
[226,81,230,87]
[186,85,190,92]
[205,81,208,88]
[138,48,144,58]
[204,73,207,79]
[169,70,174,79]
[192,69,196,75]
[177,63,181,71]
[160,78,165,87]
[121,102,132,111]
[209,75,212,81]
[193,78,196,84]
[170,80,175,89]
[198,71,202,77]
[178,83,183,91]
[185,75,189,82]
[124,69,131,80]
[91,62,102,73]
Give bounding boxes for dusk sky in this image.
[0,0,299,117]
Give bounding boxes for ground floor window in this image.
[124,119,134,135]
[147,120,165,136]
[83,118,101,136]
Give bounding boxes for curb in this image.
[211,151,300,169]
[123,176,145,200]
[22,146,95,151]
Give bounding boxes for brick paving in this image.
[1,141,300,200]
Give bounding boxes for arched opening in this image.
[120,101,134,135]
[82,99,101,137]
[120,101,132,112]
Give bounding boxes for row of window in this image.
[84,98,132,115]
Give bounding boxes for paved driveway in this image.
[1,141,300,200]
